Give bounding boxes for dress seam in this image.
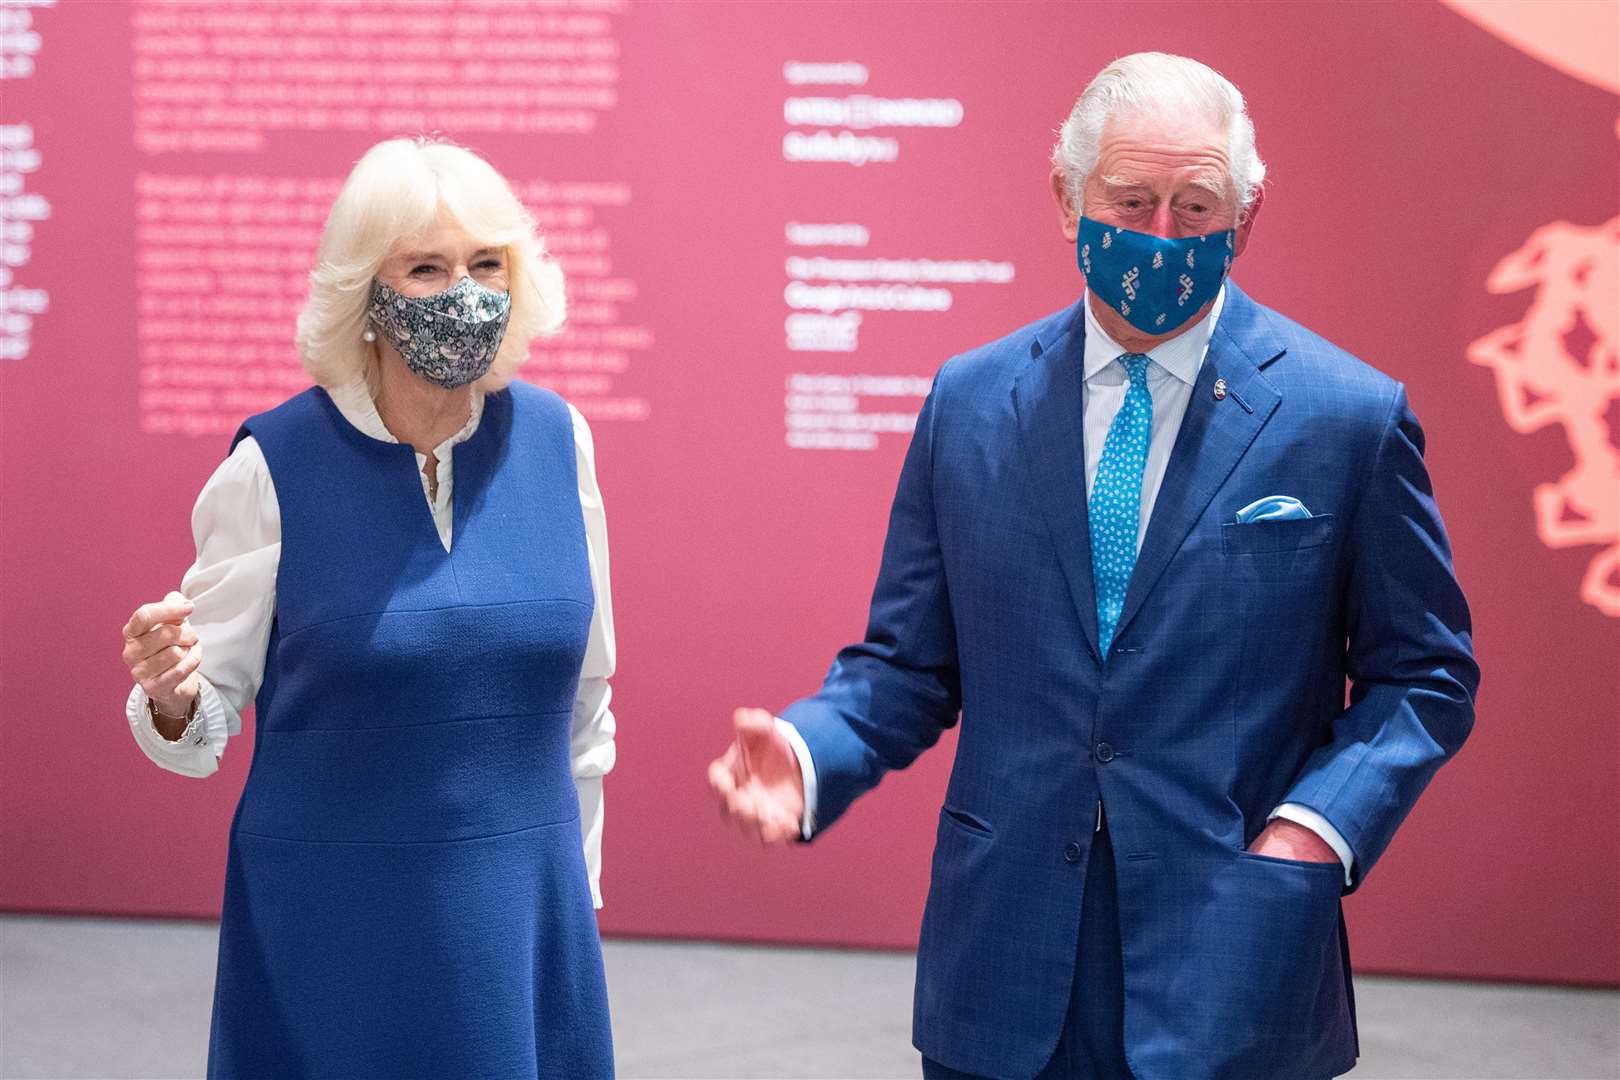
[235,815,581,847]
[277,596,593,641]
[258,707,573,734]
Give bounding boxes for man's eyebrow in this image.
[1099,174,1230,201]
[1099,174,1147,191]
[1180,175,1231,199]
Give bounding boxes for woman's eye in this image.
[475,259,503,271]
[410,264,439,276]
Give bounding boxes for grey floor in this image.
[1,916,1615,1079]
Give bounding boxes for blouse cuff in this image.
[125,678,230,778]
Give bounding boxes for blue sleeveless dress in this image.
[206,384,613,1078]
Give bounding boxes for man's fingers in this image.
[727,784,773,836]
[732,707,776,738]
[760,814,797,844]
[717,740,753,785]
[727,792,757,834]
[735,708,793,774]
[712,751,798,844]
[708,759,739,799]
[710,761,763,832]
[758,802,800,844]
[124,596,193,640]
[716,713,799,845]
[736,787,799,843]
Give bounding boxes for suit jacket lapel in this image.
[1013,303,1103,661]
[1111,283,1284,648]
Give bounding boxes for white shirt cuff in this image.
[774,717,818,841]
[1270,803,1354,885]
[126,678,231,778]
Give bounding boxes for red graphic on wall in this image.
[1468,211,1620,617]
[1445,2,1620,618]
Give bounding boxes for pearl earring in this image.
[362,327,377,342]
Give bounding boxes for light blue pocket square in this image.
[1235,495,1312,523]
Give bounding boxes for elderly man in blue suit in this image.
[709,51,1477,1080]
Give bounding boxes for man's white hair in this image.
[1052,52,1266,215]
[295,137,565,392]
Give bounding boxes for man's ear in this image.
[1233,182,1264,257]
[1051,168,1080,244]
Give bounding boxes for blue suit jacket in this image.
[783,283,1479,1080]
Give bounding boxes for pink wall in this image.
[2,1,1615,986]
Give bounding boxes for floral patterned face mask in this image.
[1077,216,1234,336]
[367,275,513,389]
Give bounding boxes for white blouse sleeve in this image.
[569,404,617,910]
[125,437,280,778]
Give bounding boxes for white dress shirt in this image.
[786,288,1354,882]
[125,379,618,907]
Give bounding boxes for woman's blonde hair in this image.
[295,137,565,392]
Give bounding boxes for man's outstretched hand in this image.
[708,707,805,845]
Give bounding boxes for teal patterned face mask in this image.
[1078,217,1234,336]
[368,276,512,389]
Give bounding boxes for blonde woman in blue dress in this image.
[118,138,617,1078]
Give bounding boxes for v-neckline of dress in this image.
[311,385,496,558]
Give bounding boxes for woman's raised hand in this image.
[122,591,202,738]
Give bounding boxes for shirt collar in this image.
[1080,284,1226,386]
[327,378,484,458]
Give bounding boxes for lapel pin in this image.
[1213,378,1228,401]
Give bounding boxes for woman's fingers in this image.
[123,595,193,641]
[147,644,202,698]
[122,595,196,687]
[122,593,203,720]
[121,621,197,667]
[174,668,203,702]
[129,644,188,684]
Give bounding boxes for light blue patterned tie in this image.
[1090,353,1153,656]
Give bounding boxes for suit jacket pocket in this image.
[1222,513,1336,556]
[1238,848,1346,881]
[941,806,994,837]
[1168,850,1354,1078]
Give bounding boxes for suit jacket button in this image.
[1064,843,1082,864]
[1095,742,1115,763]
